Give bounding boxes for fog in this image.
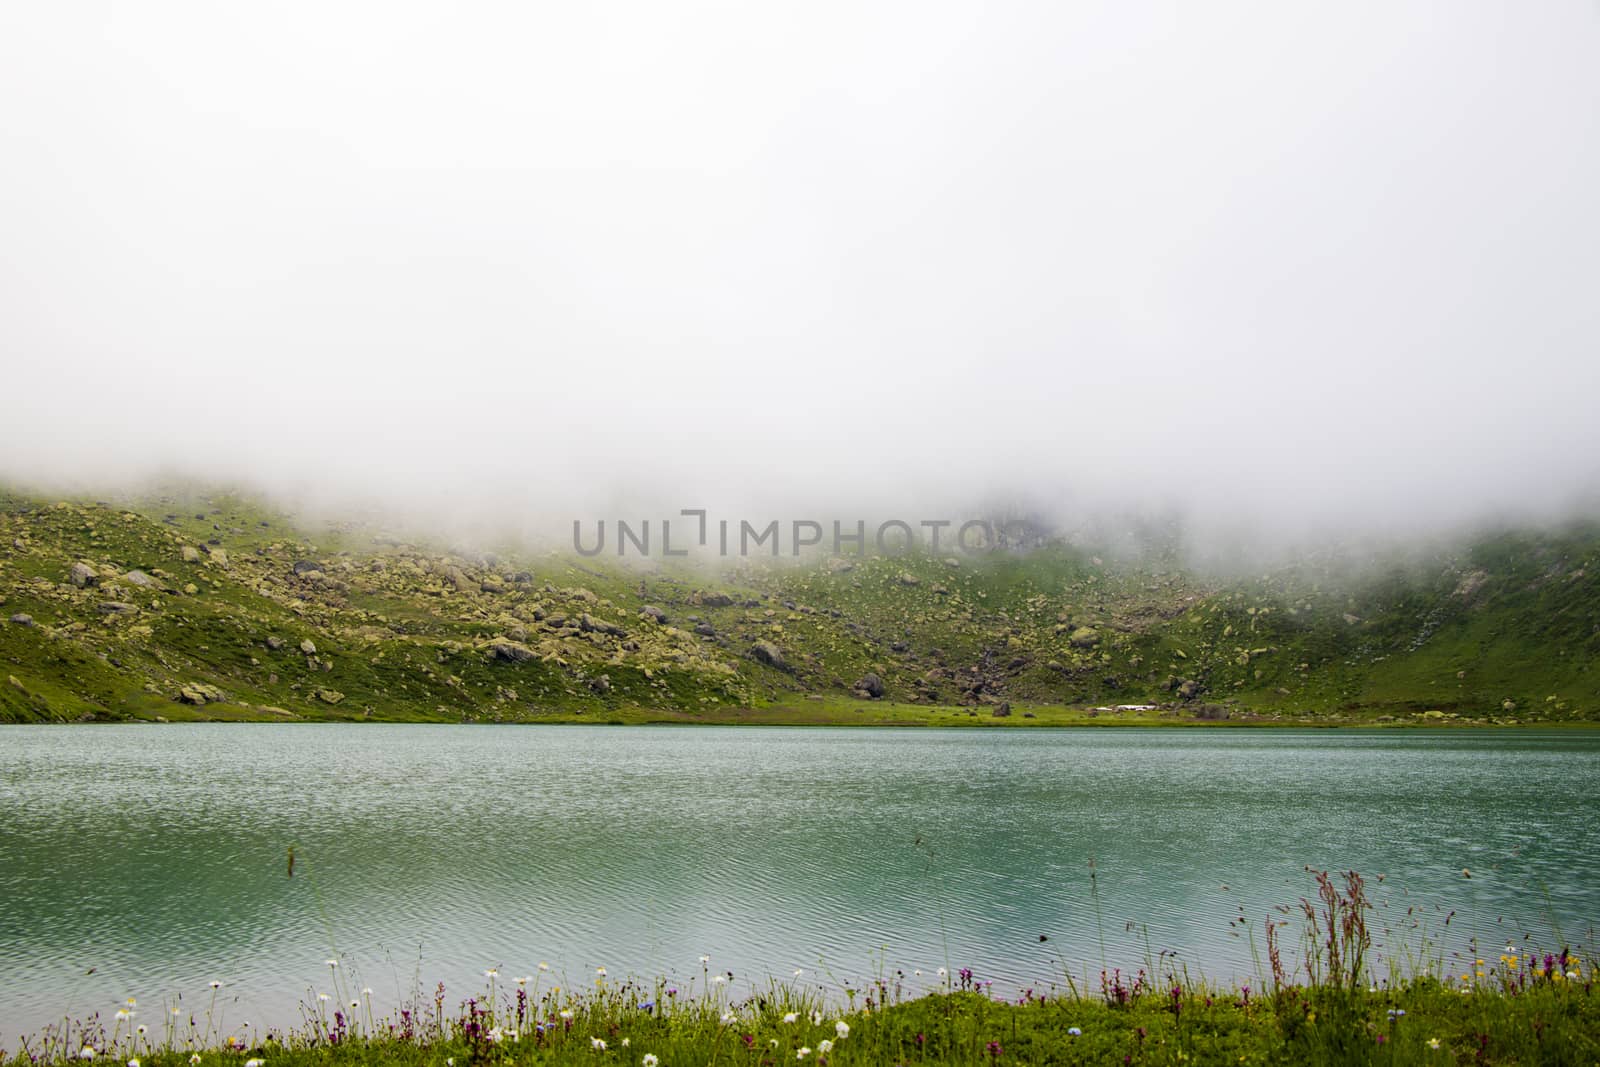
[2,2,1598,552]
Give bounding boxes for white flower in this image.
[208,981,222,989]
[115,1010,132,1021]
[797,1048,811,1060]
[136,1026,147,1037]
[817,1039,833,1054]
[937,967,948,977]
[810,1010,823,1026]
[245,1060,264,1067]
[125,998,137,1008]
[1568,970,1581,980]
[720,1012,736,1025]
[559,1009,574,1020]
[127,1059,140,1067]
[914,969,922,976]
[835,1020,849,1040]
[590,1037,606,1051]
[362,987,373,996]
[712,974,726,984]
[1067,1026,1081,1036]
[485,969,499,978]
[325,959,338,968]
[486,1028,503,1044]
[79,1049,96,1061]
[539,962,551,972]
[596,967,607,977]
[793,968,804,978]
[188,1056,201,1066]
[514,976,529,986]
[642,1056,659,1067]
[621,1038,629,1048]
[699,955,711,964]
[782,1012,798,1024]
[317,993,330,1003]
[349,1001,359,1010]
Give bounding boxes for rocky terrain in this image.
[1,486,1596,725]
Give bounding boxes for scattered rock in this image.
[206,547,229,568]
[992,702,1012,717]
[1068,626,1099,649]
[854,672,885,699]
[69,561,98,587]
[578,612,624,637]
[299,639,317,655]
[265,636,284,650]
[694,621,717,637]
[180,546,201,563]
[8,613,33,626]
[292,560,322,575]
[97,602,138,615]
[480,576,506,594]
[641,605,669,624]
[590,674,611,694]
[123,570,158,589]
[1177,679,1203,701]
[314,688,345,705]
[699,592,735,607]
[898,573,920,586]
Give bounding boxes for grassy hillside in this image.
[1,487,1596,725]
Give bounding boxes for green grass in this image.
[13,962,1597,1066]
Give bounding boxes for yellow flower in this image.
[1427,1037,1441,1050]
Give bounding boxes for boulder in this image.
[176,683,224,705]
[291,560,322,575]
[299,639,317,654]
[578,612,624,637]
[641,605,669,624]
[265,636,285,651]
[8,613,33,626]
[694,621,717,637]
[123,570,159,589]
[314,688,345,705]
[180,546,201,563]
[488,639,536,663]
[1068,626,1099,649]
[898,573,920,586]
[69,561,98,587]
[206,547,229,568]
[97,602,138,615]
[750,641,787,670]
[480,576,506,594]
[855,672,885,699]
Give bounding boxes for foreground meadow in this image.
[11,876,1598,1066]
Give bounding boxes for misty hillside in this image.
[1,486,1596,726]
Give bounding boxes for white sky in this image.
[2,2,1597,542]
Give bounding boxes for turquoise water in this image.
[1,725,1596,1039]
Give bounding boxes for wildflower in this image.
[818,1039,833,1054]
[721,1012,737,1025]
[514,976,529,986]
[937,967,948,977]
[590,1037,606,1051]
[914,969,922,976]
[128,1060,140,1067]
[1387,1008,1406,1020]
[208,981,222,989]
[643,1057,659,1067]
[596,966,607,977]
[325,959,338,968]
[136,1026,147,1036]
[621,1038,629,1048]
[712,974,726,985]
[835,1020,849,1040]
[699,955,711,964]
[485,969,499,978]
[317,993,331,1003]
[349,1001,359,1010]
[79,1049,96,1061]
[560,1009,574,1021]
[783,1012,798,1024]
[115,1010,132,1021]
[810,1010,823,1025]
[362,987,373,996]
[244,1060,264,1067]
[538,962,551,971]
[1068,1027,1082,1036]
[793,968,804,978]
[1568,970,1581,980]
[797,1048,812,1060]
[486,1028,504,1045]
[189,1057,201,1066]
[1428,1038,1442,1050]
[126,998,137,1007]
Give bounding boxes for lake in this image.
[1,724,1596,1041]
